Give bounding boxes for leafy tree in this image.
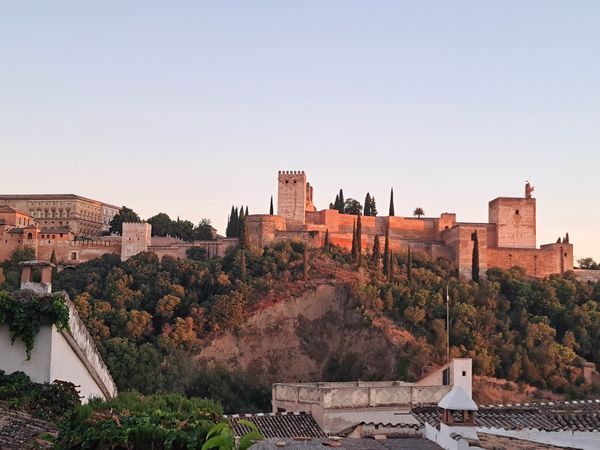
[413,207,425,218]
[344,198,363,215]
[389,188,395,216]
[147,213,172,236]
[187,247,208,261]
[109,206,141,235]
[471,231,480,282]
[578,257,597,270]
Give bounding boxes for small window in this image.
[564,252,567,257]
[515,210,520,215]
[462,371,466,377]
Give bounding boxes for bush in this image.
[0,370,80,421]
[56,392,223,450]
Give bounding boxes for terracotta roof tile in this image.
[226,412,326,439]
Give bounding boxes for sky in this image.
[1,1,599,261]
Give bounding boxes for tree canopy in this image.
[109,206,141,235]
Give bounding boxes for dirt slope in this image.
[198,282,415,384]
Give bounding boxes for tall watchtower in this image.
[277,171,307,230]
[488,183,536,249]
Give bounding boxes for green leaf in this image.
[238,431,263,450]
[236,419,259,432]
[206,422,228,440]
[201,435,224,450]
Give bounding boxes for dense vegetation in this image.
[56,392,222,450]
[0,370,80,421]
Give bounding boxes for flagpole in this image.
[446,283,450,364]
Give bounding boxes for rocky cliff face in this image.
[198,283,416,384]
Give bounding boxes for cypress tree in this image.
[407,245,413,285]
[303,245,309,281]
[338,189,345,214]
[383,226,390,277]
[372,235,381,263]
[351,220,357,260]
[389,188,395,216]
[332,194,340,211]
[364,193,372,216]
[237,206,245,238]
[240,249,247,282]
[245,206,249,216]
[323,229,330,251]
[471,231,480,283]
[356,215,362,257]
[231,207,239,238]
[390,250,395,282]
[270,196,274,215]
[370,196,378,216]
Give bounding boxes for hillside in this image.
[5,240,593,411]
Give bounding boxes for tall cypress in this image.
[390,250,395,282]
[332,194,340,211]
[370,196,378,216]
[356,215,362,256]
[231,206,239,238]
[323,229,330,250]
[364,193,372,216]
[338,189,345,214]
[240,249,247,282]
[372,235,381,263]
[351,220,357,260]
[471,231,480,283]
[303,246,309,281]
[383,226,390,277]
[237,206,245,238]
[407,245,413,286]
[270,196,274,215]
[389,188,395,216]
[245,206,249,216]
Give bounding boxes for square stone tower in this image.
[120,222,152,261]
[489,197,536,249]
[277,171,307,230]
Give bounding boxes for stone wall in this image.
[487,243,573,278]
[575,269,600,283]
[245,215,286,249]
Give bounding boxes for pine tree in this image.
[240,249,247,282]
[389,188,395,216]
[270,196,274,215]
[383,226,390,277]
[372,235,381,263]
[471,230,480,283]
[323,229,330,251]
[338,189,345,214]
[364,193,372,216]
[407,245,413,286]
[351,220,357,260]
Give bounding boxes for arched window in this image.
[27,232,33,239]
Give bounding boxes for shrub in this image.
[56,392,223,450]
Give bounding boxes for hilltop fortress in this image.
[245,171,573,279]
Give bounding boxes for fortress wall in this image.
[486,243,573,278]
[0,232,24,261]
[245,215,286,249]
[446,224,489,280]
[38,241,120,263]
[575,269,600,283]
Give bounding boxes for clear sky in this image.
[1,2,598,261]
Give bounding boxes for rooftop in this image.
[0,194,120,210]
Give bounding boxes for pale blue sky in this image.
[1,2,598,261]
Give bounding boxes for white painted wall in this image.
[50,327,109,401]
[0,325,52,383]
[451,359,472,398]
